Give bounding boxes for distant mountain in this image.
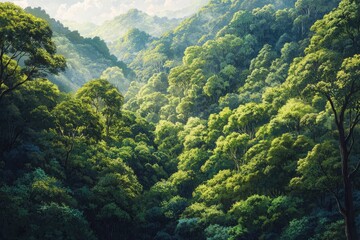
[156,0,210,19]
[89,9,182,43]
[109,28,154,64]
[25,7,133,92]
[129,0,298,82]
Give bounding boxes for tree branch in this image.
[0,67,36,101]
[350,159,360,179]
[325,95,340,127]
[333,190,346,217]
[345,111,360,144]
[315,153,345,215]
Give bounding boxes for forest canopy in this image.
[0,0,360,239]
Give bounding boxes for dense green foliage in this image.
[25,7,133,93]
[1,0,360,239]
[110,28,153,64]
[129,0,298,82]
[0,3,66,100]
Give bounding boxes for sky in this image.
[2,0,209,23]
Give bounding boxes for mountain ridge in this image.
[25,7,133,92]
[86,8,182,43]
[1,0,359,239]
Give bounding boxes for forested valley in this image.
[0,0,360,239]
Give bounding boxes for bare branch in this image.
[5,61,20,80]
[333,191,346,217]
[349,160,360,179]
[345,111,360,143]
[315,154,345,215]
[326,95,340,127]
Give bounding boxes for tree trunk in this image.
[64,138,74,174]
[344,176,357,240]
[339,126,358,240]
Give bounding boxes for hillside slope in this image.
[25,7,133,92]
[129,0,297,82]
[89,9,182,43]
[1,0,360,240]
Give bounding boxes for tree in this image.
[312,55,360,240]
[192,169,236,209]
[154,120,183,172]
[293,0,339,38]
[215,133,250,171]
[205,224,231,240]
[76,79,123,138]
[92,164,142,239]
[123,28,151,52]
[224,103,268,138]
[101,67,130,94]
[289,1,360,238]
[229,195,271,238]
[33,203,96,240]
[203,75,229,101]
[52,99,102,172]
[288,52,359,238]
[0,3,65,100]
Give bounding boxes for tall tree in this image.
[288,1,360,238]
[314,55,360,240]
[76,79,124,139]
[52,99,102,172]
[0,3,66,100]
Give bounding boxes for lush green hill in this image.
[25,7,133,92]
[128,0,298,82]
[109,28,153,64]
[89,9,182,43]
[1,0,360,240]
[124,0,360,238]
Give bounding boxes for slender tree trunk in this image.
[64,138,74,174]
[344,176,357,240]
[106,117,110,140]
[339,125,358,240]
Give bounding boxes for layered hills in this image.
[1,0,359,239]
[87,9,182,43]
[25,7,133,92]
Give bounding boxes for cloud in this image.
[1,0,210,23]
[55,0,137,23]
[11,0,29,8]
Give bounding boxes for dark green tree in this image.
[52,99,102,172]
[76,79,123,139]
[0,3,65,100]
